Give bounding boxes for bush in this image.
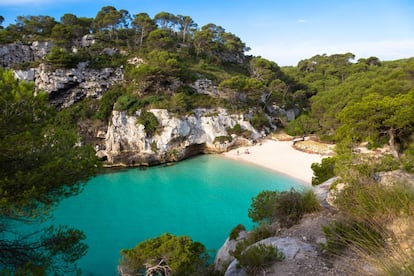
[311,157,336,185]
[95,86,124,121]
[137,110,159,136]
[237,244,284,274]
[119,233,209,276]
[248,191,279,223]
[46,46,78,69]
[227,123,252,138]
[248,189,321,227]
[229,224,246,240]
[250,112,269,130]
[114,94,139,112]
[214,135,232,144]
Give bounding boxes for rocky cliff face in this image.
[2,40,123,108]
[0,41,53,67]
[13,62,123,107]
[101,108,261,166]
[36,63,123,107]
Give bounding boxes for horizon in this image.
[1,0,413,66]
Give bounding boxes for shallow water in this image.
[48,155,304,275]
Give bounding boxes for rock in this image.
[224,260,247,276]
[191,78,220,97]
[375,169,414,187]
[0,41,53,68]
[81,34,96,47]
[31,41,53,59]
[313,177,338,208]
[14,69,35,81]
[255,237,316,260]
[104,108,261,166]
[34,63,124,107]
[214,230,248,272]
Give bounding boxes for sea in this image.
[47,154,305,275]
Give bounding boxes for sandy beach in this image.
[222,139,325,185]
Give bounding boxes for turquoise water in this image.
[48,155,304,275]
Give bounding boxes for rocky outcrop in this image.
[191,78,220,97]
[0,41,53,68]
[214,230,248,272]
[36,63,123,107]
[102,108,261,166]
[14,62,123,107]
[223,237,316,276]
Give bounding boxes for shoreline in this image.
[222,139,324,185]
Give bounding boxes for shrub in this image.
[114,94,138,112]
[46,46,78,69]
[322,220,385,255]
[248,190,279,223]
[95,86,124,121]
[250,112,269,130]
[311,157,336,186]
[248,189,321,227]
[227,123,252,138]
[237,244,284,274]
[137,110,159,136]
[119,233,208,276]
[213,135,232,144]
[229,224,246,240]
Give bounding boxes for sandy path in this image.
[222,139,324,185]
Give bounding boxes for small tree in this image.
[119,233,209,276]
[248,189,321,227]
[238,244,284,275]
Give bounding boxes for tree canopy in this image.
[0,69,100,273]
[119,233,209,276]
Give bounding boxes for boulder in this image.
[214,230,248,272]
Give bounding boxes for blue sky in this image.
[1,0,413,66]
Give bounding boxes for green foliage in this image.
[226,123,252,138]
[237,244,284,274]
[248,190,279,223]
[273,189,321,227]
[229,224,246,240]
[46,46,78,68]
[285,114,318,136]
[214,135,232,144]
[250,112,269,131]
[95,85,124,121]
[119,233,209,276]
[322,220,384,255]
[248,189,321,227]
[0,69,99,273]
[137,110,159,136]
[322,173,414,274]
[311,157,336,185]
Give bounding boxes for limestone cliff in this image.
[101,108,261,166]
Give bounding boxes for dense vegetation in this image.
[119,233,209,276]
[0,6,311,134]
[0,69,99,274]
[1,5,414,275]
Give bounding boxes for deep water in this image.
[48,155,305,275]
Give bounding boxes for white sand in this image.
[222,139,324,185]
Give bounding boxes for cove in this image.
[48,154,305,275]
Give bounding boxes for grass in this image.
[323,180,414,275]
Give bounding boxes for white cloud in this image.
[297,19,307,24]
[250,39,414,66]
